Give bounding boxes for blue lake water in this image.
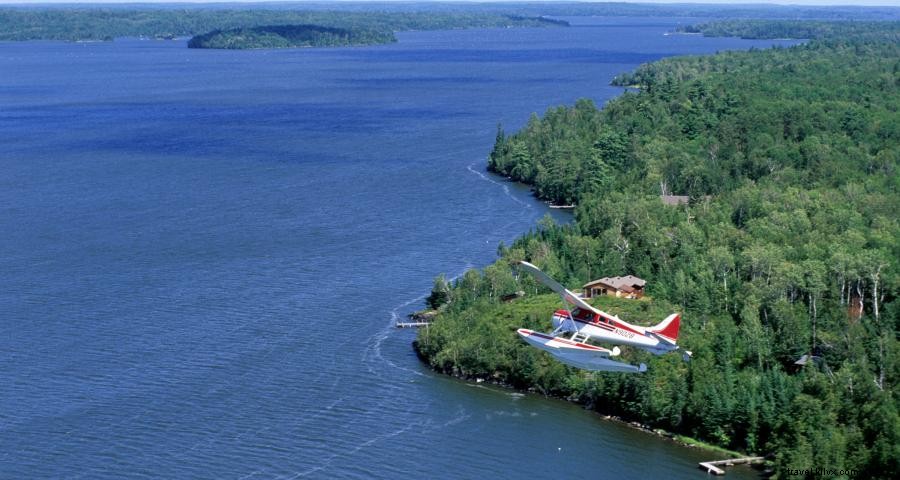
[0,17,796,479]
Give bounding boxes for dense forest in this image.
[187,24,395,50]
[418,21,899,478]
[0,8,563,42]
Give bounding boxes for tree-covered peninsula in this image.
[188,24,395,50]
[417,21,899,477]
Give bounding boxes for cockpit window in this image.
[570,308,594,321]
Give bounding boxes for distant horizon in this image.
[2,0,900,8]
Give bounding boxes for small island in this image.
[187,24,396,50]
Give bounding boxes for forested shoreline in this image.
[187,24,395,50]
[417,20,898,478]
[676,19,900,41]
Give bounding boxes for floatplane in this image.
[516,261,691,373]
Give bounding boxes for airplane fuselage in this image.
[552,308,677,355]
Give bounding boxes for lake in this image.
[0,17,796,479]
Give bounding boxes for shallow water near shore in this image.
[0,17,796,478]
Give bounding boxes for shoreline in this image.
[413,21,874,472]
[412,340,751,461]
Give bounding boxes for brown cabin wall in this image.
[583,284,643,299]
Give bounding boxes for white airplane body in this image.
[516,261,691,373]
[517,328,646,373]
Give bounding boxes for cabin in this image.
[582,276,646,299]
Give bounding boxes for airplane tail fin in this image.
[649,313,680,344]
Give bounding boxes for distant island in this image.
[188,24,396,50]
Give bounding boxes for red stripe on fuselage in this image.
[570,316,644,336]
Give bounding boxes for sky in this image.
[2,0,899,6]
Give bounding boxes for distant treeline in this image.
[2,2,899,43]
[188,24,396,49]
[419,21,899,477]
[615,19,900,90]
[677,19,900,40]
[0,8,564,42]
[494,2,900,21]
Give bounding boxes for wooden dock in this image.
[698,457,764,475]
[399,309,437,328]
[395,321,432,328]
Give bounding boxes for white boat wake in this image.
[466,163,531,209]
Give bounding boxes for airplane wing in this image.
[518,261,601,314]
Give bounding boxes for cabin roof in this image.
[584,275,646,291]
